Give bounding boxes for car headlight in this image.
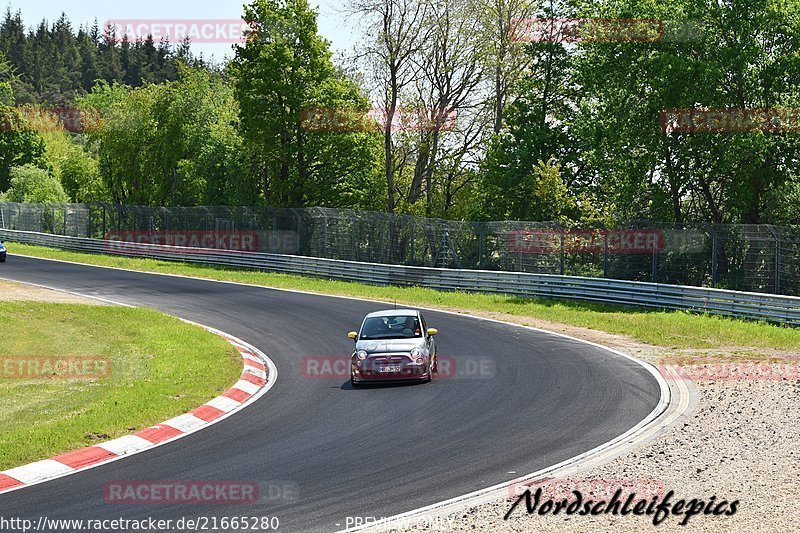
[410,347,426,364]
[355,350,368,360]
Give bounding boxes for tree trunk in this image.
[662,138,683,223]
[296,121,307,206]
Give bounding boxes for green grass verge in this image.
[0,302,241,470]
[7,241,800,351]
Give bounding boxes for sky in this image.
[7,0,359,61]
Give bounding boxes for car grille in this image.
[367,353,413,364]
[358,353,423,378]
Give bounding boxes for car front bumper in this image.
[351,353,429,383]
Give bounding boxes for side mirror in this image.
[348,331,358,340]
[427,328,438,336]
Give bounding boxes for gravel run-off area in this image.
[0,280,104,304]
[398,311,799,533]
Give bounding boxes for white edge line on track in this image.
[0,277,278,495]
[4,252,694,522]
[344,360,697,532]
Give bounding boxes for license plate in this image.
[380,365,401,373]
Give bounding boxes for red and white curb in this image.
[0,326,276,495]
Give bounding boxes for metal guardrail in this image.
[6,200,800,296]
[3,228,800,326]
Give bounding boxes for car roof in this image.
[365,309,420,318]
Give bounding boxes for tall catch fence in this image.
[1,201,799,297]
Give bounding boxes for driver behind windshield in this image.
[402,317,420,337]
[361,316,422,339]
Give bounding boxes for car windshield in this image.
[360,315,422,339]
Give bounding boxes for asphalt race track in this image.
[0,256,661,532]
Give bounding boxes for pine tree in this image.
[0,10,200,105]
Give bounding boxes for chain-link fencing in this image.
[1,201,798,296]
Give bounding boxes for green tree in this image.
[171,67,261,206]
[60,147,107,202]
[80,68,258,206]
[476,2,585,221]
[479,157,581,221]
[573,0,800,224]
[0,53,48,191]
[231,0,382,208]
[4,164,67,203]
[0,110,48,191]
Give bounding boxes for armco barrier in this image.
[2,228,800,326]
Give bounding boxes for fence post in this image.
[380,222,386,263]
[410,219,415,264]
[652,238,658,283]
[323,217,328,257]
[711,231,718,288]
[296,214,302,254]
[764,225,781,294]
[603,227,609,278]
[478,225,485,270]
[776,233,781,294]
[560,228,565,275]
[766,225,781,294]
[351,220,357,261]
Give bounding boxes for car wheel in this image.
[351,377,362,388]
